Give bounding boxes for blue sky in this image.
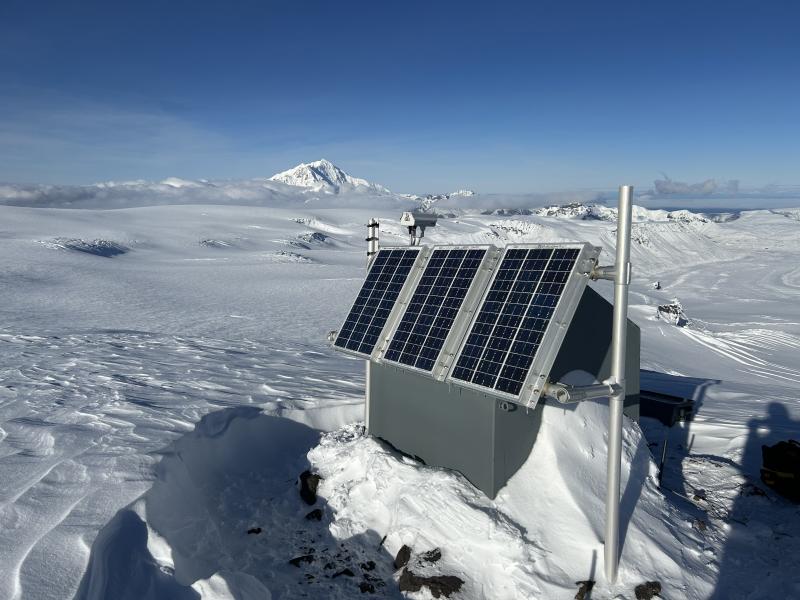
[1,0,798,193]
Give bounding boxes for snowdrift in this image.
[76,399,715,599]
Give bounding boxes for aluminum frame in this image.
[445,242,601,408]
[374,244,502,380]
[332,245,430,360]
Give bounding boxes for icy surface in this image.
[0,186,799,598]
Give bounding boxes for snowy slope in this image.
[0,188,799,599]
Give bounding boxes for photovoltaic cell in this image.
[384,248,487,371]
[451,247,581,396]
[334,248,419,355]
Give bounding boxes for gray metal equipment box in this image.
[368,285,640,498]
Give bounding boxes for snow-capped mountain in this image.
[531,202,736,223]
[269,159,390,194]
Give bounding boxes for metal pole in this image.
[605,185,633,582]
[365,218,379,432]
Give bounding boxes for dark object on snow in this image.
[575,580,595,600]
[305,508,323,521]
[398,568,464,598]
[640,389,695,486]
[740,482,767,497]
[394,545,412,570]
[420,548,442,564]
[634,581,662,599]
[692,518,708,532]
[361,560,376,571]
[332,568,354,578]
[359,581,375,593]
[299,470,322,505]
[52,238,129,258]
[246,527,262,535]
[761,440,800,502]
[289,554,315,567]
[640,389,694,427]
[657,301,688,326]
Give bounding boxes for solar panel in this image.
[334,247,420,356]
[382,247,488,372]
[450,246,583,398]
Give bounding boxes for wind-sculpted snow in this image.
[0,330,365,599]
[1,195,800,598]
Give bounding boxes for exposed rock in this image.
[289,554,315,567]
[360,560,376,571]
[299,470,322,505]
[332,568,354,578]
[420,548,442,564]
[692,518,708,532]
[656,300,688,327]
[305,508,323,521]
[246,527,262,535]
[394,545,412,570]
[634,581,662,599]
[359,581,375,593]
[575,580,595,599]
[398,568,464,598]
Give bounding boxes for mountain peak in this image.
[269,159,389,194]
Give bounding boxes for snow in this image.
[269,159,391,194]
[1,178,799,599]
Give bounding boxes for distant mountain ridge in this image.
[269,159,390,194]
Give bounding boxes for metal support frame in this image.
[605,185,633,582]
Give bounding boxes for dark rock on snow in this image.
[394,545,412,570]
[332,567,354,578]
[574,579,595,600]
[289,554,315,567]
[305,508,323,521]
[398,568,464,598]
[634,580,662,599]
[359,581,376,593]
[246,527,262,535]
[420,548,442,564]
[299,470,322,505]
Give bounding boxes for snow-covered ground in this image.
[1,179,799,598]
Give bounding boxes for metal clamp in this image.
[543,381,623,404]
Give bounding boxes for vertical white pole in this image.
[365,218,379,432]
[605,185,633,582]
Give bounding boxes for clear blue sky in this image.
[1,0,798,193]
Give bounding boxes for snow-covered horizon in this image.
[2,159,800,211]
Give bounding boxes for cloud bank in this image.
[653,175,740,196]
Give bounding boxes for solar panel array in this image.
[334,248,420,356]
[450,247,581,396]
[383,248,487,372]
